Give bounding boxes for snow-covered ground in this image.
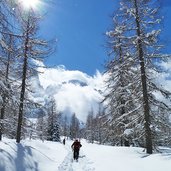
[0,138,171,171]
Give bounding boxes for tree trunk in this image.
[0,103,5,141]
[134,0,153,154]
[16,54,28,143]
[16,24,29,143]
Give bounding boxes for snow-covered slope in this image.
[0,138,171,171]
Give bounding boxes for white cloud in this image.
[157,59,171,91]
[37,64,106,122]
[54,84,101,122]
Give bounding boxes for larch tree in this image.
[104,11,140,146]
[104,0,171,154]
[15,8,51,143]
[0,0,12,140]
[36,115,46,141]
[70,113,80,140]
[85,109,95,143]
[90,105,108,144]
[60,114,70,138]
[0,0,19,140]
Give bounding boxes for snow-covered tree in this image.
[104,0,171,154]
[45,98,61,142]
[0,0,19,141]
[84,105,109,144]
[60,114,70,138]
[15,8,51,143]
[95,105,108,144]
[85,109,95,143]
[36,116,46,141]
[70,113,80,140]
[52,121,60,142]
[104,10,140,146]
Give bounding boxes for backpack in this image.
[74,141,81,150]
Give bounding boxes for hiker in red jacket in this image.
[71,139,82,160]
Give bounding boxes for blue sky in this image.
[40,0,171,76]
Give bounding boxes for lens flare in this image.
[19,0,40,9]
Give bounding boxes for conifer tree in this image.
[16,8,51,143]
[70,113,80,139]
[46,98,60,142]
[0,0,19,140]
[104,0,171,153]
[85,109,95,143]
[60,114,70,138]
[52,121,60,142]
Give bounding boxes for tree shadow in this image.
[14,144,39,171]
[0,149,14,171]
[159,147,171,159]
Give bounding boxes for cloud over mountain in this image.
[35,64,106,122]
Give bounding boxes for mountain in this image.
[29,64,106,122]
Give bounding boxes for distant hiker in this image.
[71,139,82,160]
[63,138,65,145]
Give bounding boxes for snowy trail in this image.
[1,138,171,171]
[58,142,95,171]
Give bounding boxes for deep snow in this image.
[0,138,171,171]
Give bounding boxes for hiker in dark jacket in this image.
[71,139,82,160]
[62,138,65,145]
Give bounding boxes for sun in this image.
[19,0,40,9]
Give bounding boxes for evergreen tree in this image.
[60,114,70,138]
[46,98,60,142]
[36,115,46,141]
[94,105,108,144]
[52,121,60,142]
[85,105,108,144]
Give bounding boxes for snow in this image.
[0,138,67,171]
[1,138,171,171]
[124,128,133,136]
[83,141,171,171]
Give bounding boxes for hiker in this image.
[71,139,82,160]
[62,138,65,145]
